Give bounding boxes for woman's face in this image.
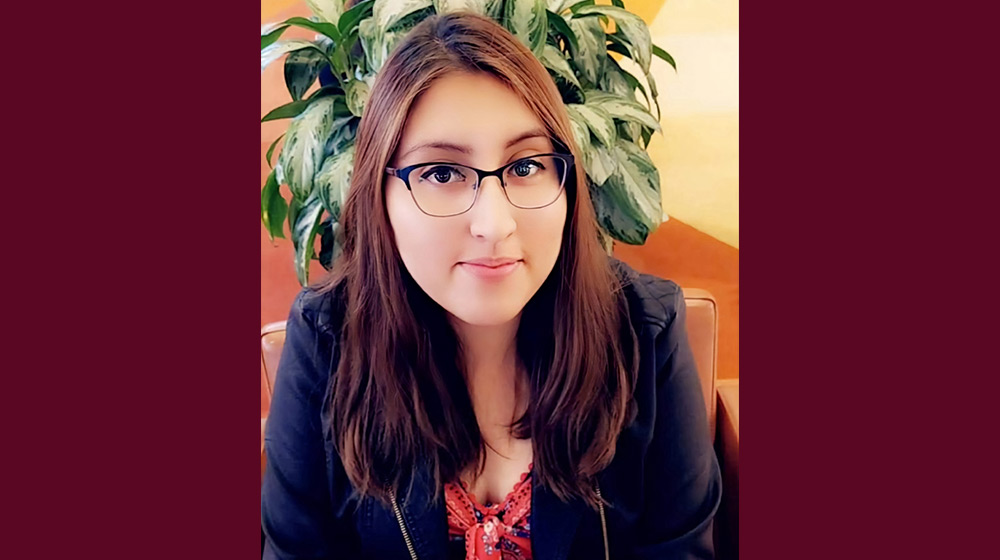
[386,72,568,328]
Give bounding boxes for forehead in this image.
[396,72,551,160]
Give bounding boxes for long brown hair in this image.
[317,12,638,510]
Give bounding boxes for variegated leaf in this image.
[318,219,343,270]
[279,96,348,199]
[567,15,604,86]
[590,137,660,244]
[324,116,358,156]
[619,121,641,144]
[291,194,326,286]
[345,79,371,117]
[617,139,661,220]
[565,105,591,156]
[285,49,328,101]
[315,34,335,53]
[262,40,328,73]
[569,102,615,147]
[601,57,634,99]
[306,0,344,25]
[589,141,617,185]
[540,44,582,91]
[358,18,378,67]
[616,137,658,183]
[604,57,651,111]
[605,35,661,120]
[433,0,489,15]
[505,0,548,57]
[314,144,356,221]
[359,17,407,73]
[573,5,651,73]
[485,0,504,19]
[546,0,570,14]
[374,0,432,30]
[568,106,614,186]
[585,90,660,131]
[275,162,286,186]
[589,177,641,244]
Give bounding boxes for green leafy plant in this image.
[262,0,675,286]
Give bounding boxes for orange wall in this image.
[262,0,301,22]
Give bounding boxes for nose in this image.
[468,176,516,242]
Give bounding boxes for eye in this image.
[510,159,543,178]
[419,165,466,185]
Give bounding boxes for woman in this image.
[262,12,721,560]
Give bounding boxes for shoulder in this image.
[289,281,347,337]
[275,281,349,401]
[609,257,685,335]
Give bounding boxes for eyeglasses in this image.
[385,153,574,217]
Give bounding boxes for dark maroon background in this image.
[3,1,991,558]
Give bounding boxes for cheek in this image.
[386,183,456,287]
[525,196,568,263]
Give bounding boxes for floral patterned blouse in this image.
[444,463,533,559]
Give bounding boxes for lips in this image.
[458,257,523,280]
[460,257,522,267]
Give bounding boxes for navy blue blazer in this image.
[262,259,722,559]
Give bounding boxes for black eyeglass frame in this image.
[385,152,575,217]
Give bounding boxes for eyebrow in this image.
[398,128,549,160]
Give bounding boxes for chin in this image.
[447,302,523,327]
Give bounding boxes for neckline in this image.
[456,462,534,510]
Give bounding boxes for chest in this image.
[461,437,533,506]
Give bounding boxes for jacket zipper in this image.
[389,482,611,560]
[596,480,610,560]
[389,489,419,560]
